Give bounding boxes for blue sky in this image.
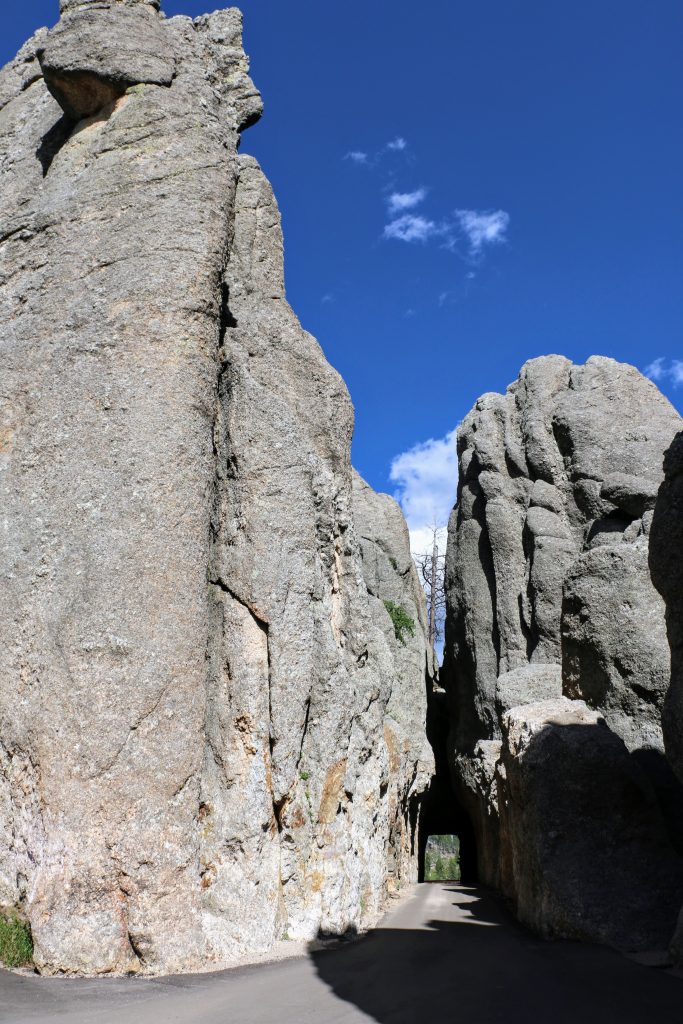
[6,1,683,551]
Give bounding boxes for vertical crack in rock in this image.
[202,151,435,948]
[127,931,145,968]
[296,698,312,771]
[443,355,683,953]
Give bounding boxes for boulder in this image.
[495,664,562,718]
[562,539,670,754]
[499,699,683,951]
[39,5,175,120]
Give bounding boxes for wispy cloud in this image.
[390,428,458,555]
[387,188,427,214]
[383,214,440,243]
[383,199,509,260]
[345,138,509,275]
[321,293,334,304]
[646,358,683,387]
[345,150,368,164]
[455,209,510,255]
[384,187,439,242]
[647,358,665,381]
[344,138,409,167]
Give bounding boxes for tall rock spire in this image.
[0,1,431,976]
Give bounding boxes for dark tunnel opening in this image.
[419,683,478,882]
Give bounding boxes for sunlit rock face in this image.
[443,356,683,950]
[0,1,431,975]
[351,472,436,888]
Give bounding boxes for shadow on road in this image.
[310,884,683,1024]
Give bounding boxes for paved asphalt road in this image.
[2,883,682,1024]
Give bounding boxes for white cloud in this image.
[344,137,409,166]
[383,214,440,243]
[455,208,510,254]
[646,358,683,387]
[646,357,665,381]
[345,141,509,271]
[387,188,427,215]
[389,428,458,554]
[384,204,509,260]
[321,293,334,304]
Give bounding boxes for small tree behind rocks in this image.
[413,525,446,652]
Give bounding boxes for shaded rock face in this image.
[444,356,683,950]
[499,699,683,951]
[651,430,683,961]
[0,3,430,975]
[651,432,683,787]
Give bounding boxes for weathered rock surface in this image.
[0,2,430,975]
[351,472,435,887]
[562,540,669,754]
[39,5,176,119]
[443,356,683,950]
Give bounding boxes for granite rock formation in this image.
[0,1,431,975]
[444,355,683,950]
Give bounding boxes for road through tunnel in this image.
[418,684,477,882]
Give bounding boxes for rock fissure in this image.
[89,686,172,778]
[208,578,269,629]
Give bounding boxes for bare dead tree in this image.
[413,526,446,652]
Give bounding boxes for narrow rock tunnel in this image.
[418,684,477,883]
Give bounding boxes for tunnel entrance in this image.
[418,779,477,882]
[418,683,478,882]
[424,834,460,881]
